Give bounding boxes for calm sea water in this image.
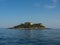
[0,29,60,45]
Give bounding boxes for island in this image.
[10,22,46,30]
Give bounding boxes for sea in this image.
[0,28,60,45]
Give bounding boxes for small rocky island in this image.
[10,22,46,30]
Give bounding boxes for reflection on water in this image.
[0,29,60,45]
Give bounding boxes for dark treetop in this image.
[10,22,46,30]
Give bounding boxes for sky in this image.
[0,0,60,28]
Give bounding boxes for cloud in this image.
[52,0,57,3]
[45,5,56,8]
[45,0,58,9]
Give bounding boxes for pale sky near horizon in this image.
[0,0,60,28]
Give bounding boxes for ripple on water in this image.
[0,29,60,45]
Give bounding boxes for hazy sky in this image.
[0,0,60,28]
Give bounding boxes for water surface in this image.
[0,29,60,45]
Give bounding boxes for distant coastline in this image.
[9,22,46,30]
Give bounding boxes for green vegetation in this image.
[10,22,46,29]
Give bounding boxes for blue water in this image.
[0,29,60,45]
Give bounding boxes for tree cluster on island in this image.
[10,22,46,30]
